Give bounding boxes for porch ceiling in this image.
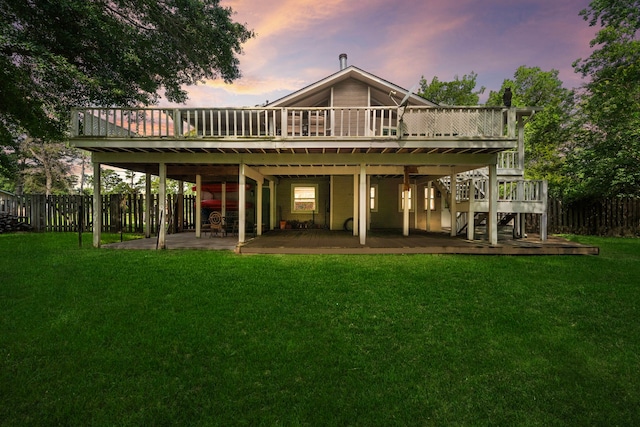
[80,137,512,183]
[74,138,513,156]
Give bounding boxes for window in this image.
[292,184,318,213]
[398,184,416,212]
[382,127,397,136]
[370,184,378,212]
[424,186,435,211]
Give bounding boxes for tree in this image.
[564,0,640,200]
[486,66,575,193]
[418,72,485,105]
[18,138,80,195]
[0,0,253,167]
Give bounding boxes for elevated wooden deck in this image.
[104,229,598,255]
[238,229,598,255]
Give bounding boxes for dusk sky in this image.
[161,0,599,107]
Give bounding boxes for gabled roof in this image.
[267,65,438,108]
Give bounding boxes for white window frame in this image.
[398,184,416,212]
[370,184,378,212]
[291,184,318,214]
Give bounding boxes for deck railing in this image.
[498,150,519,170]
[70,106,508,140]
[456,179,546,203]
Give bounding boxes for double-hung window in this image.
[424,186,436,211]
[370,184,378,212]
[292,184,318,213]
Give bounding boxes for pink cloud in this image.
[167,0,598,107]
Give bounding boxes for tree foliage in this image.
[0,0,253,148]
[18,139,80,195]
[565,0,640,200]
[418,72,485,105]
[486,66,575,193]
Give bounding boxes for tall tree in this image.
[418,72,485,105]
[487,66,575,193]
[565,0,640,200]
[0,0,253,169]
[18,138,79,195]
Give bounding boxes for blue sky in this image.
[161,0,598,107]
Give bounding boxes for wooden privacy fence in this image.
[526,197,640,236]
[8,194,198,233]
[6,193,640,236]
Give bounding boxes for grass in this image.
[1,233,639,426]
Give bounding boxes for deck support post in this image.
[352,173,359,236]
[145,172,152,238]
[367,175,371,231]
[221,183,226,218]
[269,180,276,231]
[158,162,166,249]
[488,163,498,245]
[359,164,367,245]
[177,180,184,233]
[195,175,202,238]
[403,187,410,237]
[515,180,524,238]
[540,180,549,241]
[450,172,457,237]
[518,112,525,171]
[467,178,475,241]
[426,181,432,232]
[92,161,101,248]
[239,164,246,243]
[256,178,263,236]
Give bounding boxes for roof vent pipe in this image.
[339,53,347,70]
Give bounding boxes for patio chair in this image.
[208,211,226,237]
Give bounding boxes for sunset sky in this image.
[161,0,599,107]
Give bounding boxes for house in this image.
[69,54,547,249]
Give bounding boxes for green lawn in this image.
[1,233,639,426]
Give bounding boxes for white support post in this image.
[488,163,498,245]
[221,182,227,218]
[426,181,432,232]
[367,175,371,231]
[195,174,202,238]
[359,164,367,245]
[330,176,335,230]
[518,115,525,171]
[516,180,524,238]
[352,173,359,236]
[450,173,457,237]
[158,162,167,249]
[239,164,246,243]
[177,180,184,232]
[467,178,475,241]
[256,179,263,236]
[508,107,517,139]
[269,180,276,231]
[403,186,410,237]
[541,180,549,241]
[145,172,152,238]
[92,162,102,248]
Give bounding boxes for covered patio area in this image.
[104,229,599,255]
